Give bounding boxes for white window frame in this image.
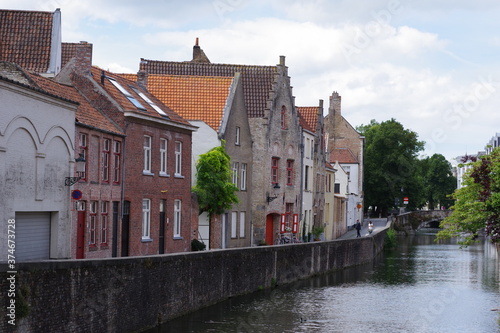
[175,141,182,176]
[143,136,152,174]
[232,162,239,188]
[235,126,240,145]
[142,199,151,239]
[231,212,238,238]
[239,211,245,238]
[174,199,182,238]
[160,138,168,175]
[240,163,247,191]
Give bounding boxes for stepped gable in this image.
[298,106,319,133]
[0,9,54,73]
[140,59,277,118]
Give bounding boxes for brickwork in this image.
[0,230,388,333]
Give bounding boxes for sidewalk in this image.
[338,218,389,239]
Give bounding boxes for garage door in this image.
[15,212,51,261]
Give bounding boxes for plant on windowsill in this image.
[311,225,325,241]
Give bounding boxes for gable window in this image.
[142,199,151,239]
[175,141,182,176]
[240,163,247,191]
[100,201,108,245]
[113,141,121,183]
[143,136,152,174]
[174,200,182,238]
[160,138,168,175]
[102,138,110,182]
[286,160,294,186]
[271,157,280,185]
[235,126,240,145]
[79,133,88,180]
[107,77,146,111]
[281,106,287,129]
[232,162,239,187]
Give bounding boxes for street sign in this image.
[71,190,82,200]
[403,197,409,205]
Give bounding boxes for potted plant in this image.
[311,225,325,241]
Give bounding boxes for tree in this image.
[437,148,500,246]
[420,154,456,209]
[192,143,239,217]
[357,118,425,216]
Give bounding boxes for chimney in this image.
[193,37,201,61]
[279,55,285,66]
[75,41,93,75]
[137,70,148,89]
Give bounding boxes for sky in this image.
[3,0,500,163]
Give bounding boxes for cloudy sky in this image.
[3,0,500,162]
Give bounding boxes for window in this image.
[235,126,240,145]
[232,162,239,187]
[306,138,311,158]
[285,203,294,229]
[240,163,247,191]
[286,160,294,186]
[272,157,279,184]
[310,139,314,158]
[113,141,121,183]
[305,165,310,190]
[239,212,246,238]
[174,200,181,238]
[160,138,168,175]
[79,133,88,180]
[175,141,182,176]
[281,106,287,129]
[334,183,341,194]
[89,201,97,246]
[131,86,169,117]
[231,212,238,238]
[143,136,152,173]
[108,77,146,111]
[326,173,332,193]
[142,199,151,239]
[102,139,110,182]
[101,201,108,244]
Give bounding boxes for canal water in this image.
[148,231,500,333]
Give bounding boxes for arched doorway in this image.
[265,213,279,245]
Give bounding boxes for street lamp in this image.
[65,153,86,186]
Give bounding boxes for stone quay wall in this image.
[0,228,388,333]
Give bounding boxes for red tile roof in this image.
[122,73,233,131]
[298,107,319,133]
[330,148,359,164]
[0,9,54,73]
[92,67,192,127]
[139,59,277,118]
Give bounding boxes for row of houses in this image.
[0,9,364,261]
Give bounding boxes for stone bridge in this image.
[393,210,452,233]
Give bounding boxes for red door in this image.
[265,214,274,245]
[76,210,85,259]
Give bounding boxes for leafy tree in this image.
[437,148,500,246]
[357,118,425,216]
[420,154,456,209]
[192,143,239,217]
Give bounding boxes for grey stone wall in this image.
[0,230,387,333]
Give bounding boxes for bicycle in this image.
[274,233,291,245]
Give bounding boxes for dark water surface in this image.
[147,232,500,333]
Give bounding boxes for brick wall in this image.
[0,229,388,333]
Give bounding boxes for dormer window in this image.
[107,77,146,111]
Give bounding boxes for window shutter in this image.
[292,214,299,234]
[280,214,286,234]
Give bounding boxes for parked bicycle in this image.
[274,232,301,244]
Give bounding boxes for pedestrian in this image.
[355,220,361,237]
[368,220,374,234]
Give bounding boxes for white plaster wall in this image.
[189,120,220,186]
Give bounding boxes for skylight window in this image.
[131,87,169,118]
[107,77,146,111]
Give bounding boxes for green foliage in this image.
[357,118,425,216]
[384,228,397,249]
[419,154,457,209]
[192,143,239,217]
[311,226,325,239]
[437,148,500,245]
[191,239,206,251]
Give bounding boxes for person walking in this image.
[355,220,361,237]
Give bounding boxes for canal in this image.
[147,231,500,333]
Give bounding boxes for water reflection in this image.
[147,232,499,333]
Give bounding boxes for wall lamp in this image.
[65,153,86,186]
